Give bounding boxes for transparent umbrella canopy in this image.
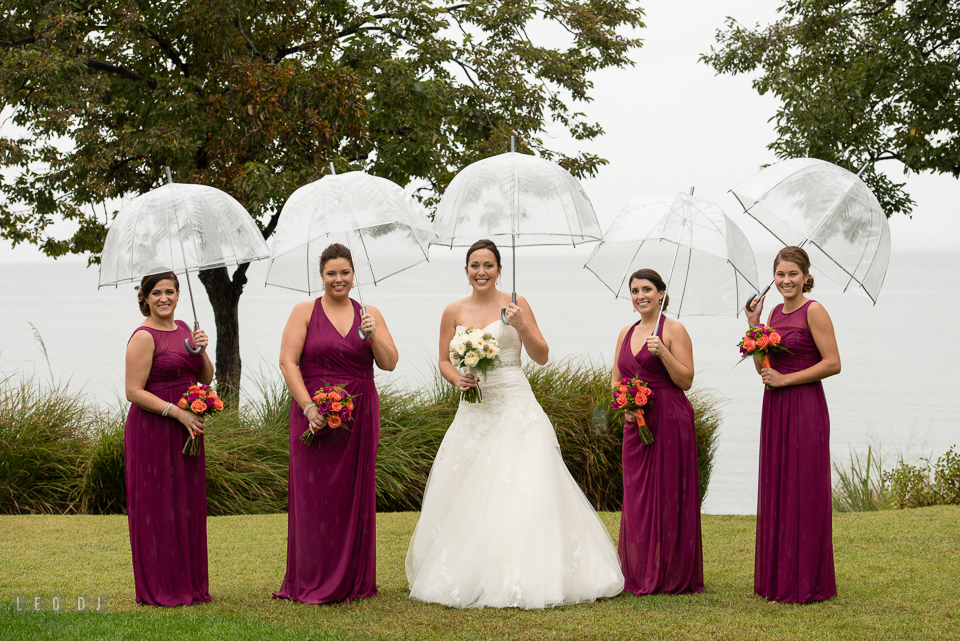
[731,158,891,305]
[585,191,759,329]
[264,170,433,338]
[431,146,602,323]
[99,178,270,351]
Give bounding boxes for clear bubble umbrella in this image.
[99,169,271,352]
[431,140,602,324]
[584,189,760,333]
[731,158,891,306]
[264,168,433,339]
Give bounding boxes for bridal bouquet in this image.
[301,385,358,446]
[177,383,223,455]
[738,325,787,389]
[612,377,655,445]
[449,327,501,403]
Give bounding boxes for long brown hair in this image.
[319,243,355,271]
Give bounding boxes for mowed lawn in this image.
[1,508,958,640]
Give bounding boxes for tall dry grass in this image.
[1,361,724,515]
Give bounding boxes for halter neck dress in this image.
[615,319,703,595]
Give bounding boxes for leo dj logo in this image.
[12,595,109,613]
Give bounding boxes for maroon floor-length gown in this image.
[274,298,380,604]
[125,320,210,607]
[755,300,837,603]
[617,320,703,595]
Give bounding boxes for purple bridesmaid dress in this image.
[274,298,380,604]
[755,300,837,603]
[125,320,210,607]
[616,320,704,595]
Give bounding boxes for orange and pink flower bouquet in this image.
[177,383,223,455]
[301,385,358,446]
[612,377,655,445]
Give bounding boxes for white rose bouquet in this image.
[449,327,501,403]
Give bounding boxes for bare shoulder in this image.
[514,294,535,311]
[289,300,315,320]
[807,300,831,322]
[663,317,691,340]
[127,327,154,350]
[442,299,465,321]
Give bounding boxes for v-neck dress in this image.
[615,320,703,595]
[274,298,380,604]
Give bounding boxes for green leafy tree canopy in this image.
[0,0,645,393]
[702,0,960,217]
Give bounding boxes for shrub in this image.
[881,446,960,510]
[0,378,88,514]
[832,446,888,512]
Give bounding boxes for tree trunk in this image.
[197,264,250,406]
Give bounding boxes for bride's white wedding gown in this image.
[405,322,624,609]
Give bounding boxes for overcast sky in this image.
[1,1,956,263]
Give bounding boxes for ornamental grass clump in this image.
[79,407,127,515]
[0,377,89,514]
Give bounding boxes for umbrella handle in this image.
[185,321,202,355]
[500,292,518,325]
[358,305,370,341]
[744,284,772,315]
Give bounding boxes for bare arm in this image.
[646,319,695,391]
[125,330,206,435]
[503,295,549,365]
[192,327,214,385]
[438,303,468,388]
[745,295,767,374]
[610,326,630,387]
[278,302,326,432]
[762,302,841,388]
[363,305,399,371]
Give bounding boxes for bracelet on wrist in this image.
[161,402,173,417]
[302,402,316,417]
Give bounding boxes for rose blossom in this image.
[331,402,343,412]
[743,337,757,352]
[178,398,189,409]
[317,402,332,414]
[190,399,207,414]
[769,332,782,346]
[339,408,350,421]
[756,335,770,349]
[327,416,343,428]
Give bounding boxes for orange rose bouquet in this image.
[612,377,655,445]
[738,324,788,388]
[300,385,358,446]
[177,382,223,455]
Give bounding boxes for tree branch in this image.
[234,17,270,62]
[847,1,896,19]
[0,36,37,47]
[142,27,190,76]
[83,57,156,87]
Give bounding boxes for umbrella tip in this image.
[165,167,173,184]
[329,162,336,176]
[688,186,695,195]
[510,136,515,153]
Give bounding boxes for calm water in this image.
[1,248,957,514]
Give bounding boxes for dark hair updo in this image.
[138,271,180,317]
[628,268,670,313]
[465,239,502,268]
[774,246,814,292]
[319,243,355,271]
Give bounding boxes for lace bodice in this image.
[456,321,523,370]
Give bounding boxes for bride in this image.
[405,239,624,609]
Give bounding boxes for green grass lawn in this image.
[1,508,958,640]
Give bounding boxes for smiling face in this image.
[630,278,662,315]
[147,279,179,320]
[774,260,807,301]
[465,248,501,293]
[321,257,355,299]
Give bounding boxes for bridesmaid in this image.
[612,268,703,595]
[746,246,840,603]
[274,243,398,604]
[124,271,214,606]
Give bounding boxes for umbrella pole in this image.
[166,166,203,355]
[502,136,519,325]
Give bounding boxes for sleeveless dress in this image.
[755,300,836,603]
[616,320,704,595]
[124,320,210,607]
[405,322,625,609]
[274,298,380,604]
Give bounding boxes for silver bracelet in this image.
[302,402,316,417]
[161,402,173,417]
